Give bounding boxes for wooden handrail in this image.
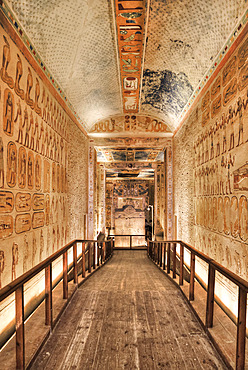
[147,239,248,370]
[0,238,114,370]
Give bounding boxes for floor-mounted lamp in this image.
[147,205,154,241]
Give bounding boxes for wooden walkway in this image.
[31,251,226,369]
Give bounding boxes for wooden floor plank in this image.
[31,251,227,370]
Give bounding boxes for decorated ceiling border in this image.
[0,0,87,131]
[115,0,146,114]
[89,112,173,135]
[178,8,248,125]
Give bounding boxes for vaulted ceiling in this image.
[7,0,248,133]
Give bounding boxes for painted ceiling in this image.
[5,0,248,133]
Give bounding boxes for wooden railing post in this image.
[236,287,247,370]
[93,242,96,269]
[163,243,166,270]
[82,242,86,278]
[157,242,160,265]
[103,241,106,262]
[160,243,163,267]
[189,252,195,301]
[45,263,53,328]
[88,243,91,273]
[167,242,171,274]
[73,242,78,285]
[16,285,25,370]
[172,243,176,279]
[63,251,68,299]
[206,264,215,328]
[97,242,100,266]
[179,243,184,286]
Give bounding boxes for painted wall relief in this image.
[0,27,69,288]
[191,34,248,279]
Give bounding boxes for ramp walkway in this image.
[31,250,226,369]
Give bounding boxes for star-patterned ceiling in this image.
[5,0,248,133]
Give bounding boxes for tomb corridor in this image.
[0,0,247,369]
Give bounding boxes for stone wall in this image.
[0,20,88,290]
[174,31,248,315]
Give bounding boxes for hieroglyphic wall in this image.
[0,22,88,289]
[174,33,248,294]
[105,180,149,233]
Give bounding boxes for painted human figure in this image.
[0,138,4,188]
[24,108,31,148]
[29,113,36,150]
[35,118,40,152]
[215,120,220,157]
[235,97,245,146]
[4,91,13,135]
[226,154,235,194]
[46,95,50,125]
[209,127,214,160]
[60,137,64,164]
[48,130,53,159]
[44,127,49,157]
[9,146,16,186]
[0,35,14,88]
[15,99,24,144]
[25,67,34,108]
[227,106,235,150]
[40,121,45,155]
[12,242,18,281]
[19,150,26,187]
[0,250,4,289]
[14,54,24,100]
[53,134,58,163]
[220,155,226,195]
[221,114,227,153]
[27,154,33,188]
[35,157,41,189]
